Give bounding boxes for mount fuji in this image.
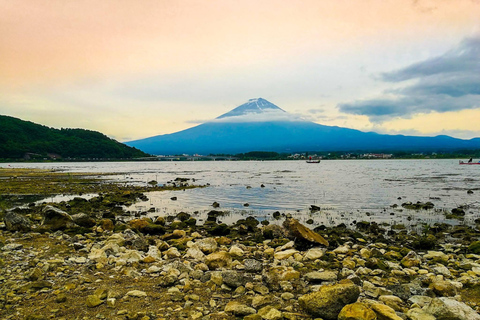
[126,98,480,155]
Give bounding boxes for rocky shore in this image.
[1,188,480,320]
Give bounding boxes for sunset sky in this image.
[1,0,479,142]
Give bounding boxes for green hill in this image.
[0,115,150,160]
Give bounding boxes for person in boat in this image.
[468,157,473,163]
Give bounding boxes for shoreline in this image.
[1,168,480,319]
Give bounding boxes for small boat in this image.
[459,160,480,165]
[306,159,321,163]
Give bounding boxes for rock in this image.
[71,213,96,228]
[298,280,360,319]
[304,247,325,260]
[305,271,338,282]
[221,270,246,288]
[467,241,480,254]
[423,251,449,263]
[369,303,403,320]
[334,245,351,254]
[258,306,282,320]
[41,205,76,230]
[274,249,298,260]
[89,248,108,264]
[408,296,432,308]
[283,218,329,247]
[423,297,480,320]
[205,251,232,270]
[401,251,421,268]
[86,295,103,308]
[118,250,143,264]
[3,243,23,250]
[196,238,218,254]
[406,308,436,320]
[165,247,181,259]
[264,266,300,290]
[378,295,405,312]
[338,302,377,320]
[185,245,206,261]
[4,211,32,232]
[125,290,147,298]
[244,259,263,273]
[229,245,244,257]
[224,301,256,316]
[429,280,457,297]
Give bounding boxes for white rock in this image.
[165,247,181,259]
[333,245,350,254]
[185,245,205,261]
[424,297,480,320]
[303,248,325,261]
[125,290,147,298]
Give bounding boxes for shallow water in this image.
[4,160,480,230]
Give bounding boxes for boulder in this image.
[423,297,480,320]
[338,302,377,320]
[71,213,96,228]
[282,217,329,247]
[298,280,360,319]
[429,280,457,297]
[41,205,76,230]
[4,211,32,232]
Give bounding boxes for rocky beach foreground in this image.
[1,169,480,320]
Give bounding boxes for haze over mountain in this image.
[126,98,480,155]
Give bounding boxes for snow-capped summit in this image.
[216,98,285,119]
[126,98,480,155]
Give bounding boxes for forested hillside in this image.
[0,115,149,160]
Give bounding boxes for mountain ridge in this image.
[127,98,480,155]
[0,115,149,160]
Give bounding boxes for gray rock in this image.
[424,297,480,320]
[42,205,76,230]
[2,243,23,250]
[71,213,96,228]
[222,270,246,288]
[4,211,32,232]
[244,259,263,273]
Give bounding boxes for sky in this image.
[1,0,479,142]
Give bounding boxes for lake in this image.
[4,160,480,230]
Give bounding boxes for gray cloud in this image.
[339,36,480,121]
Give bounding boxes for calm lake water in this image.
[4,160,480,230]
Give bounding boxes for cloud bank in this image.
[339,36,480,122]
